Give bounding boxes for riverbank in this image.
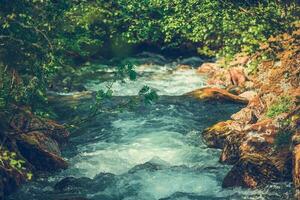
[197,28,299,195]
[0,106,70,199]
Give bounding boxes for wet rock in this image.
[202,120,234,149]
[128,160,167,173]
[220,132,245,164]
[1,107,70,197]
[247,96,265,119]
[201,30,299,191]
[222,126,292,189]
[9,110,70,144]
[197,63,234,87]
[16,132,68,171]
[92,173,117,192]
[186,88,249,104]
[0,166,27,198]
[222,153,282,188]
[54,177,92,192]
[227,85,245,95]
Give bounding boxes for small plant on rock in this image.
[0,148,32,180]
[267,96,294,118]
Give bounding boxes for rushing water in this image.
[9,53,292,200]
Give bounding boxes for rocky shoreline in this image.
[0,106,70,199]
[195,29,300,195]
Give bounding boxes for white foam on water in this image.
[84,63,206,96]
[116,169,221,200]
[69,129,216,178]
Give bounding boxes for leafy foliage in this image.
[0,148,32,180]
[1,0,299,115]
[139,86,159,104]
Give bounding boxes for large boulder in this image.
[220,132,245,164]
[222,121,291,188]
[202,120,242,149]
[16,132,68,171]
[1,108,70,198]
[9,110,70,144]
[222,153,283,188]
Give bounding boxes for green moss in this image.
[267,96,294,118]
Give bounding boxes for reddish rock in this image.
[247,96,265,118]
[239,91,257,101]
[9,110,70,144]
[197,63,234,87]
[222,121,291,189]
[220,132,245,164]
[201,30,300,191]
[231,108,257,125]
[202,120,234,148]
[229,67,247,87]
[186,87,249,104]
[222,153,283,188]
[197,63,219,76]
[244,119,277,144]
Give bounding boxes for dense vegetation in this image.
[1,0,299,116]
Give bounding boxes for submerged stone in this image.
[54,177,93,192]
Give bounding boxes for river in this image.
[9,53,292,200]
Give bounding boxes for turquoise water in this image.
[9,53,292,200]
